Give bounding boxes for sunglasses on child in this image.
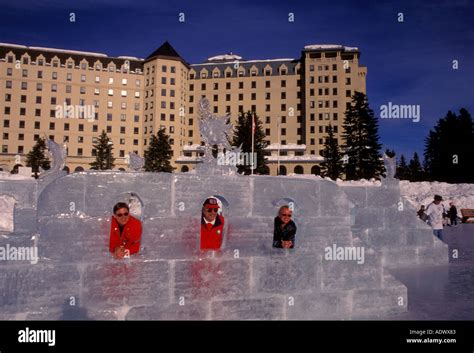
[115,212,129,217]
[280,213,292,217]
[205,208,219,213]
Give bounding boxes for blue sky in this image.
[1,0,472,161]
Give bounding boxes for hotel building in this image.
[0,41,366,175]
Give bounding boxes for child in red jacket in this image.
[109,202,142,259]
[200,198,225,250]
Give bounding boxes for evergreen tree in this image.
[407,152,424,181]
[342,91,383,180]
[25,137,50,178]
[231,111,268,174]
[90,130,115,170]
[321,125,343,180]
[424,109,474,183]
[396,154,409,180]
[144,128,174,172]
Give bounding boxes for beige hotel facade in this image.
[0,41,366,175]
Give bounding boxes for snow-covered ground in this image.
[0,172,32,180]
[0,195,15,232]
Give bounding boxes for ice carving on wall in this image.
[128,152,145,172]
[39,139,67,180]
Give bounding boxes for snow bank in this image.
[0,172,32,180]
[400,181,474,213]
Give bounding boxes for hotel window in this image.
[121,102,127,109]
[81,63,87,70]
[34,122,40,129]
[67,73,72,81]
[171,66,176,73]
[36,83,43,91]
[190,84,194,91]
[213,106,218,113]
[5,107,11,115]
[108,65,115,72]
[170,78,175,85]
[345,67,351,73]
[120,114,126,122]
[135,91,140,98]
[238,93,243,101]
[120,138,125,145]
[265,128,270,135]
[333,113,338,120]
[170,90,175,97]
[52,72,58,80]
[20,95,26,103]
[265,69,271,76]
[94,88,100,95]
[21,69,27,77]
[265,92,271,100]
[162,65,167,72]
[333,101,338,108]
[281,80,286,88]
[281,128,286,135]
[226,82,231,89]
[189,107,194,114]
[265,104,270,112]
[170,102,175,109]
[1,145,7,153]
[333,64,337,70]
[35,109,41,117]
[6,68,12,76]
[19,121,25,129]
[310,101,315,108]
[213,94,218,102]
[161,101,166,108]
[21,82,27,90]
[122,78,127,85]
[93,125,98,132]
[345,77,351,85]
[65,98,71,105]
[80,87,86,94]
[238,70,244,77]
[318,88,323,95]
[18,146,24,154]
[334,126,338,133]
[346,90,351,97]
[23,57,29,65]
[5,94,11,102]
[319,126,323,133]
[134,127,139,134]
[108,77,114,84]
[189,95,194,103]
[201,83,206,90]
[281,116,286,124]
[108,89,113,96]
[121,90,127,97]
[239,82,244,89]
[346,102,351,109]
[135,79,140,86]
[52,60,59,67]
[265,81,270,88]
[333,88,338,95]
[81,74,86,82]
[318,76,323,83]
[161,89,166,97]
[77,148,83,156]
[226,71,231,78]
[310,89,315,96]
[318,101,323,108]
[333,76,337,83]
[251,81,256,89]
[251,93,256,100]
[95,64,101,70]
[19,133,24,140]
[78,136,84,143]
[251,70,257,76]
[169,126,174,133]
[107,126,112,133]
[310,113,315,121]
[134,103,140,110]
[107,101,113,108]
[281,69,287,75]
[51,97,57,105]
[310,126,315,134]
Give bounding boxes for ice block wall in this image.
[0,172,447,320]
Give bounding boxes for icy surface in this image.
[0,195,15,232]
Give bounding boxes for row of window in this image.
[190,80,291,91]
[146,65,176,75]
[189,67,294,79]
[5,55,140,73]
[145,77,176,86]
[2,119,139,134]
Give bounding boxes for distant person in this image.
[448,202,458,226]
[273,205,297,249]
[109,202,142,259]
[417,205,428,222]
[425,195,446,241]
[200,198,225,250]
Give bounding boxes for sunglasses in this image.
[280,213,292,217]
[116,212,129,217]
[206,208,218,213]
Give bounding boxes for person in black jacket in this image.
[273,205,297,249]
[448,202,458,226]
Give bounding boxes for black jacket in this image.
[273,217,297,248]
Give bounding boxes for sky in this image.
[0,0,472,161]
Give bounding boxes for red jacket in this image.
[200,214,225,250]
[109,215,142,255]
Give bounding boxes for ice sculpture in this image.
[128,152,144,172]
[39,139,67,180]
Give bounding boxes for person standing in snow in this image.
[425,195,446,241]
[417,205,428,222]
[273,205,297,249]
[109,202,142,259]
[448,202,458,226]
[200,197,225,250]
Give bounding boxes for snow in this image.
[304,44,359,51]
[182,144,205,152]
[265,143,306,151]
[193,58,294,66]
[0,172,32,180]
[207,54,243,61]
[399,181,474,216]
